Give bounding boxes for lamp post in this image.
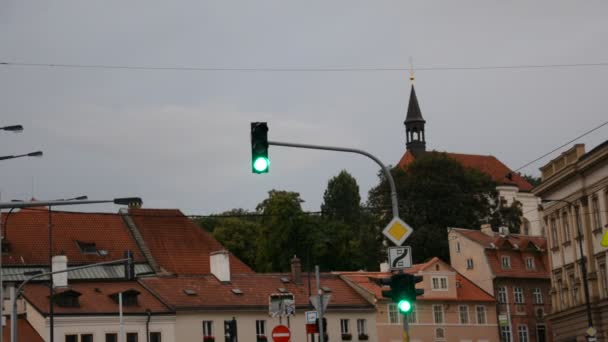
[0,151,43,161]
[0,197,142,342]
[541,198,593,333]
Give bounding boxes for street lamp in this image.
[541,198,593,334]
[0,125,23,133]
[0,197,142,342]
[0,151,43,161]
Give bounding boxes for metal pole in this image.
[8,286,14,342]
[402,313,409,342]
[0,208,4,342]
[268,141,400,219]
[315,266,324,342]
[119,292,124,342]
[49,206,54,342]
[11,258,129,342]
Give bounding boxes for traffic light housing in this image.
[376,273,424,314]
[250,122,269,173]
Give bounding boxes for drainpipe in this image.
[146,309,151,342]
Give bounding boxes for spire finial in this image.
[409,56,415,83]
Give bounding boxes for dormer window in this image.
[53,290,82,308]
[76,240,97,254]
[501,256,511,269]
[525,257,535,270]
[109,289,141,307]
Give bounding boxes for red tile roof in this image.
[141,273,373,310]
[398,150,533,191]
[1,208,146,265]
[3,318,44,342]
[453,228,550,279]
[23,281,172,315]
[339,258,494,302]
[128,209,254,275]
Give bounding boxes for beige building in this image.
[533,142,608,342]
[339,257,500,342]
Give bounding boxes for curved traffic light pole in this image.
[268,140,400,219]
[268,140,410,342]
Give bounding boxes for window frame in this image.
[458,305,469,324]
[433,304,444,324]
[497,286,507,304]
[518,325,529,342]
[126,332,139,342]
[514,287,524,304]
[501,256,511,269]
[105,333,118,342]
[356,319,367,335]
[149,332,162,342]
[431,276,448,291]
[435,327,445,340]
[476,305,487,324]
[532,288,543,304]
[65,335,78,342]
[466,258,474,269]
[387,303,400,324]
[340,318,350,334]
[203,320,213,337]
[525,257,535,270]
[407,303,417,324]
[255,320,266,337]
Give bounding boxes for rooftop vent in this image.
[231,288,243,295]
[277,287,288,293]
[183,289,197,296]
[280,277,290,284]
[321,286,332,293]
[76,240,97,254]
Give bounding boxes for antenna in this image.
[409,56,415,83]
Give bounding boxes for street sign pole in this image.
[315,265,325,342]
[403,313,409,342]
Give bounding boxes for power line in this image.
[513,120,608,173]
[2,61,608,73]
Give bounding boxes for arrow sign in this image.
[309,294,331,312]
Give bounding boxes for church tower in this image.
[404,74,426,158]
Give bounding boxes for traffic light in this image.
[250,122,269,173]
[376,273,424,314]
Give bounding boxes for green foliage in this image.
[367,152,522,262]
[522,173,542,187]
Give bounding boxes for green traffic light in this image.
[398,299,412,313]
[253,157,270,172]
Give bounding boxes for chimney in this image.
[480,224,494,236]
[291,255,302,284]
[380,262,390,272]
[52,255,68,288]
[210,250,231,283]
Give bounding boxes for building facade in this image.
[449,226,552,342]
[340,258,500,342]
[398,79,542,236]
[533,142,608,342]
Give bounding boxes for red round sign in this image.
[272,325,291,342]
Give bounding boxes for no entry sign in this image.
[272,325,291,342]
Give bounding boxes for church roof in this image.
[398,150,534,191]
[404,85,425,123]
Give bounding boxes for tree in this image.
[322,170,361,224]
[368,152,522,262]
[522,173,542,187]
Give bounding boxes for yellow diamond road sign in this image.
[601,230,608,247]
[382,217,414,246]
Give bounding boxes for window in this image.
[255,320,266,337]
[551,218,558,247]
[476,306,486,324]
[203,321,213,337]
[127,333,138,342]
[497,286,507,303]
[500,326,511,342]
[110,290,140,306]
[407,304,417,324]
[55,291,81,308]
[599,263,608,298]
[456,242,461,253]
[106,334,118,342]
[569,274,578,305]
[501,256,511,269]
[388,304,400,324]
[514,287,524,304]
[592,196,601,229]
[356,319,367,336]
[557,279,565,306]
[562,211,570,241]
[518,325,529,342]
[537,325,547,342]
[150,333,161,342]
[340,319,350,334]
[466,259,474,269]
[435,328,445,340]
[432,276,448,290]
[65,335,77,342]
[525,257,535,270]
[81,335,93,342]
[433,305,444,324]
[76,240,97,254]
[533,288,543,304]
[459,305,469,324]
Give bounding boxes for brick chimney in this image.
[52,255,68,288]
[291,255,302,284]
[481,223,494,236]
[210,250,231,283]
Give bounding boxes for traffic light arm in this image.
[268,140,399,219]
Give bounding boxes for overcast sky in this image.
[1,1,607,215]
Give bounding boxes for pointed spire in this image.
[405,85,424,123]
[403,65,426,158]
